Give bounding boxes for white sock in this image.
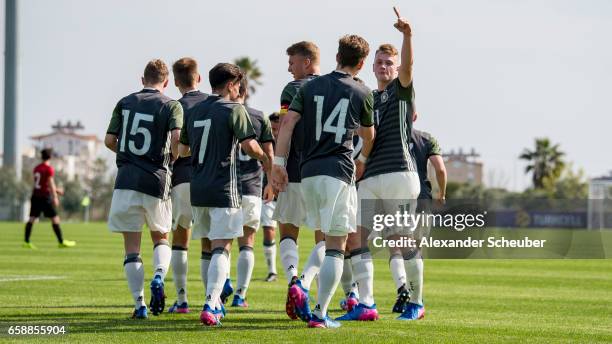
[404,256,424,305]
[205,249,230,309]
[200,252,211,293]
[124,254,145,309]
[171,248,188,304]
[153,240,171,280]
[263,240,277,274]
[280,238,299,284]
[389,254,407,290]
[226,252,231,279]
[313,250,343,318]
[350,250,375,307]
[341,256,353,295]
[236,246,255,298]
[300,241,325,290]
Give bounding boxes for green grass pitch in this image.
[0,222,610,343]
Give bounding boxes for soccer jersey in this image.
[280,74,318,183]
[289,71,374,185]
[32,163,54,197]
[410,129,442,199]
[362,78,417,180]
[239,106,274,197]
[107,89,183,200]
[173,90,209,187]
[180,95,256,208]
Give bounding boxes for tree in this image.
[83,158,115,220]
[0,167,30,220]
[234,56,263,103]
[519,138,565,190]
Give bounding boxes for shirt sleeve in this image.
[179,121,189,145]
[259,116,275,143]
[48,165,55,177]
[360,92,374,127]
[280,83,296,115]
[427,135,442,157]
[229,105,257,142]
[166,100,184,130]
[395,78,415,102]
[106,102,122,135]
[288,87,304,114]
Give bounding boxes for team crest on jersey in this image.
[381,91,389,103]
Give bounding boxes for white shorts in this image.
[108,189,172,233]
[192,207,243,241]
[356,171,420,237]
[260,201,277,228]
[242,195,262,231]
[171,183,192,230]
[273,182,306,227]
[301,175,357,236]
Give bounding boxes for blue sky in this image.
[0,0,610,190]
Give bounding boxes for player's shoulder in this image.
[245,106,264,120]
[178,91,209,107]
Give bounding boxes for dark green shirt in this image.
[180,95,256,208]
[280,75,318,183]
[363,78,417,180]
[107,89,183,199]
[239,106,274,197]
[410,129,441,199]
[289,71,374,185]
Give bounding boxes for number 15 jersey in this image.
[107,89,183,200]
[289,71,374,185]
[180,95,256,208]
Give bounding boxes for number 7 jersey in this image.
[179,95,256,208]
[107,89,183,200]
[289,71,374,185]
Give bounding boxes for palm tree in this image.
[234,56,263,103]
[519,138,565,189]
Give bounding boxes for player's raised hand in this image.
[393,7,412,36]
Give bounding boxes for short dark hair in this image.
[172,57,199,88]
[286,41,320,64]
[337,35,370,68]
[143,59,169,85]
[209,63,243,91]
[41,148,53,161]
[269,112,280,122]
[239,77,249,99]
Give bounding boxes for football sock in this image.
[389,254,407,290]
[341,254,354,296]
[236,246,254,298]
[124,253,145,309]
[51,223,63,244]
[24,222,33,243]
[205,248,230,309]
[313,249,343,319]
[263,240,277,275]
[350,248,375,307]
[200,251,211,292]
[171,246,188,304]
[404,255,424,305]
[152,240,171,280]
[226,252,231,279]
[279,237,299,284]
[300,241,325,290]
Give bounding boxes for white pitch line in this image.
[0,275,65,282]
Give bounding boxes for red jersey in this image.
[32,163,55,197]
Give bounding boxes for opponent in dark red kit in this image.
[23,148,75,249]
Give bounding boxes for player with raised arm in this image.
[390,125,446,314]
[232,77,275,307]
[167,57,209,314]
[23,148,76,249]
[105,59,183,319]
[178,63,270,326]
[261,112,281,282]
[273,41,326,320]
[273,35,375,328]
[356,8,424,321]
